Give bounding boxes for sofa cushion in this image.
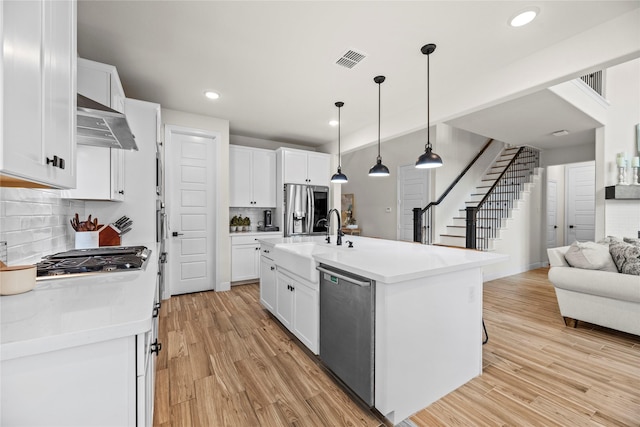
[610,242,640,276]
[564,241,618,272]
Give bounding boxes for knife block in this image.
[98,225,121,247]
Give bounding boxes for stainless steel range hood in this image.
[76,94,138,151]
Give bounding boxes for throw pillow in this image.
[564,241,618,272]
[609,242,640,276]
[623,237,640,247]
[597,236,622,245]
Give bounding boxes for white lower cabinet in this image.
[231,235,261,282]
[232,233,281,283]
[260,254,277,312]
[1,337,137,426]
[272,269,319,354]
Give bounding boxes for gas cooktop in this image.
[36,246,151,279]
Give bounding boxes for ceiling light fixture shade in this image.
[330,101,348,184]
[369,75,390,177]
[416,44,443,169]
[204,91,220,99]
[509,8,539,27]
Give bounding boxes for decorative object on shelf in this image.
[632,156,639,185]
[230,215,241,232]
[331,101,348,184]
[243,216,251,231]
[416,43,443,169]
[616,152,628,185]
[369,76,390,177]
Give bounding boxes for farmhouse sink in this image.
[275,242,341,283]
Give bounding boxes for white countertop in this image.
[257,235,508,284]
[0,244,159,361]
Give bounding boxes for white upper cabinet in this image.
[229,146,276,207]
[63,58,126,200]
[0,0,77,189]
[278,148,330,186]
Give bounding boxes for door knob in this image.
[569,225,574,229]
[172,231,184,236]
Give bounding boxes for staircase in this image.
[439,146,540,250]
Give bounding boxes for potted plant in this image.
[243,216,251,231]
[230,215,240,232]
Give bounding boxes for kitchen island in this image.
[0,244,160,426]
[257,235,507,425]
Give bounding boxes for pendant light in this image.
[330,101,348,184]
[369,75,390,177]
[416,43,443,169]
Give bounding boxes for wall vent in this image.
[336,49,367,69]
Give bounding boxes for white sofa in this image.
[547,245,640,336]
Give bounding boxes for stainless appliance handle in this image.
[308,186,314,234]
[316,266,371,287]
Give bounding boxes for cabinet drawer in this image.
[231,235,261,245]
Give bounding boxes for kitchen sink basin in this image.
[275,242,339,283]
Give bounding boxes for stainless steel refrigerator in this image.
[283,184,329,237]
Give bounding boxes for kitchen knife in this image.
[114,216,129,228]
[119,227,132,236]
[119,220,133,230]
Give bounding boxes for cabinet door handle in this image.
[270,266,275,271]
[255,247,259,250]
[569,225,574,229]
[172,232,184,237]
[153,307,159,318]
[118,190,124,195]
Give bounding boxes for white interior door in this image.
[565,162,595,244]
[546,180,558,248]
[397,165,429,241]
[166,126,217,295]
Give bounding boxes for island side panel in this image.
[374,267,483,424]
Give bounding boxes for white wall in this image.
[599,59,640,240]
[0,188,83,264]
[230,134,313,151]
[161,108,232,290]
[541,141,595,167]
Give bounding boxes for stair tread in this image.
[447,225,491,229]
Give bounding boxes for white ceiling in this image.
[77,1,639,149]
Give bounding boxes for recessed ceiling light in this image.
[509,8,539,27]
[204,91,220,100]
[329,120,339,127]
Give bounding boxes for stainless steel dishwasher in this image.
[317,263,375,406]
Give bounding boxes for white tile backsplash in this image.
[229,207,274,230]
[0,188,84,265]
[605,200,640,239]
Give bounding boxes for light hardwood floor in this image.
[153,268,640,426]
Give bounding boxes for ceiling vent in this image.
[336,49,367,69]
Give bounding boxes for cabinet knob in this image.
[255,247,259,250]
[270,266,275,271]
[118,190,124,195]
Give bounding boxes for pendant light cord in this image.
[426,52,431,150]
[338,105,341,167]
[377,80,381,160]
